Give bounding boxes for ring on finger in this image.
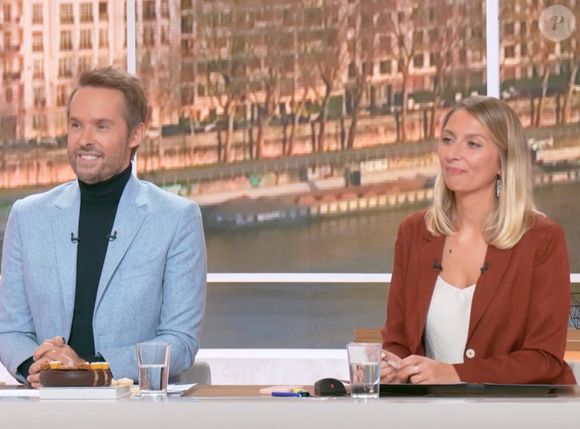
[412,365,419,375]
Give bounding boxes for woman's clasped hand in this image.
[381,350,460,384]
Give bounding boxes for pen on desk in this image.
[272,391,310,397]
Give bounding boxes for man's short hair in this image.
[67,67,150,156]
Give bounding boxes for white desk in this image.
[1,387,580,429]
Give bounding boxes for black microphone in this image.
[70,233,80,243]
[432,259,443,271]
[480,261,489,274]
[106,231,118,242]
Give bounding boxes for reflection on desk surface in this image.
[184,385,314,397]
[182,384,580,398]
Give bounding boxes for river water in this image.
[206,181,580,273]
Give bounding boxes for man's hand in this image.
[27,336,84,388]
[397,355,460,384]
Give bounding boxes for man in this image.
[0,67,206,387]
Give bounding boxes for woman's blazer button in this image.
[465,348,476,359]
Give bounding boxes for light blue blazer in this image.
[0,175,206,383]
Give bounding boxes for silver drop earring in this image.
[496,175,502,198]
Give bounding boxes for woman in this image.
[380,96,575,384]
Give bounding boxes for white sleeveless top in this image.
[424,275,476,364]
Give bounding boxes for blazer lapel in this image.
[468,245,514,339]
[94,176,147,310]
[50,183,81,330]
[413,231,445,350]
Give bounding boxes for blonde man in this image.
[0,68,206,387]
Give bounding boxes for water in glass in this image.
[349,362,380,398]
[139,364,168,397]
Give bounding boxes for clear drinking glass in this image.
[347,342,382,399]
[136,342,170,398]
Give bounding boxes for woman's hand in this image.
[380,350,406,384]
[398,355,461,384]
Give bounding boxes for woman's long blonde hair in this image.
[425,96,537,249]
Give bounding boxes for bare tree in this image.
[140,51,181,130]
[503,0,555,127]
[383,1,416,143]
[284,69,312,156]
[560,4,579,124]
[561,53,579,124]
[195,3,253,163]
[427,3,478,137]
[138,0,182,134]
[529,40,554,127]
[246,14,286,159]
[344,0,382,149]
[283,25,316,156]
[302,1,347,153]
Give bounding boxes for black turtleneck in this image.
[67,163,132,360]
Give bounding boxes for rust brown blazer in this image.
[381,211,575,384]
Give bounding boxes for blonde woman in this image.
[380,96,575,384]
